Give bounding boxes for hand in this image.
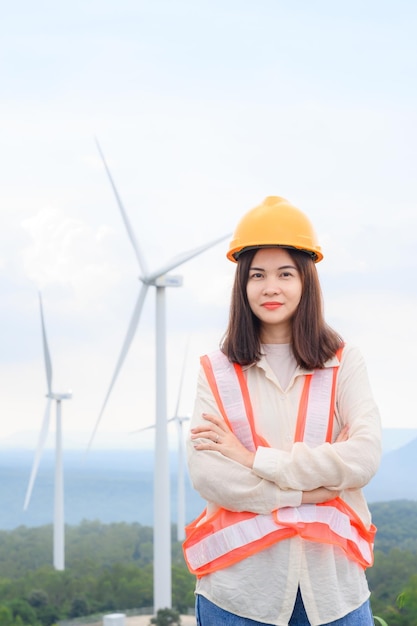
[190,413,255,468]
[301,487,340,504]
[300,427,348,502]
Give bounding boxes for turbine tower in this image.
[171,413,190,542]
[88,139,229,611]
[24,293,72,571]
[134,341,191,542]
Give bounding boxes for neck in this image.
[260,324,292,344]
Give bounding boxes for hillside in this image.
[0,449,205,530]
[364,436,417,502]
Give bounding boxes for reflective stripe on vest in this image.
[294,363,339,446]
[200,351,269,450]
[183,347,376,576]
[184,498,375,576]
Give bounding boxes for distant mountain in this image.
[365,436,417,503]
[381,428,417,453]
[0,449,205,531]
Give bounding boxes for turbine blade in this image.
[24,398,52,510]
[147,233,231,283]
[130,423,156,434]
[38,292,53,395]
[95,137,148,275]
[174,338,190,418]
[130,415,176,434]
[86,283,149,452]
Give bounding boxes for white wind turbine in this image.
[134,341,191,542]
[24,293,72,571]
[88,139,229,611]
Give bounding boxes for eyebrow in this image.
[249,264,298,271]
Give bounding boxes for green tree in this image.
[368,548,417,620]
[35,603,61,626]
[7,598,37,625]
[69,595,89,618]
[172,565,195,614]
[150,607,181,625]
[27,590,48,609]
[0,605,13,626]
[394,575,417,624]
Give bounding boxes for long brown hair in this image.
[221,247,342,369]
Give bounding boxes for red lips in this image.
[261,302,283,310]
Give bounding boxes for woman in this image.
[184,196,381,626]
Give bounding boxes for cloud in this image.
[20,207,126,310]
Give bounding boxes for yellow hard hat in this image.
[227,196,323,263]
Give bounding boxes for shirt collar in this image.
[243,351,341,375]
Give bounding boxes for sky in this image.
[1,0,416,450]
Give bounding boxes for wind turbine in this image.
[24,293,72,571]
[88,139,229,611]
[133,341,191,542]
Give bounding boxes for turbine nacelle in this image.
[141,274,183,288]
[47,392,73,401]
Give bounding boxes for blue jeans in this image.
[196,590,374,625]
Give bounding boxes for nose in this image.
[262,279,281,295]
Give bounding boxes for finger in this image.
[190,425,216,436]
[193,435,222,450]
[202,413,227,430]
[190,428,220,443]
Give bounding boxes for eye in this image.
[249,271,264,280]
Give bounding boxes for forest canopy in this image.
[0,501,416,625]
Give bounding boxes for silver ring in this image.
[215,434,219,443]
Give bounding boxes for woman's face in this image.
[246,247,302,342]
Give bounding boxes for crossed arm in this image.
[188,347,381,512]
[191,413,349,504]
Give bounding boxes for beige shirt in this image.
[186,343,382,626]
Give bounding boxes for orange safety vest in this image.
[183,348,376,578]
